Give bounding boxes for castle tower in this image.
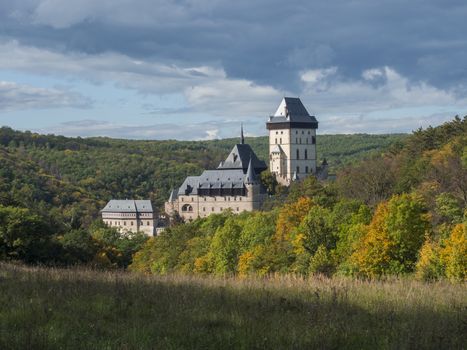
[266,97,318,185]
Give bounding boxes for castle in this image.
[101,200,156,236]
[165,97,321,220]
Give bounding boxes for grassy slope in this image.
[0,263,464,350]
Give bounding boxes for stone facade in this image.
[267,97,318,185]
[165,133,267,221]
[101,200,156,236]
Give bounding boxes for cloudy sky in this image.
[0,0,466,140]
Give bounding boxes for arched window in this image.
[182,204,193,212]
[296,149,299,159]
[305,149,308,159]
[312,136,316,144]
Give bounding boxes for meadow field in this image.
[0,263,465,349]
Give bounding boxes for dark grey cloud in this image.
[1,0,466,94]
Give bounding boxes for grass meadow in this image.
[0,262,465,349]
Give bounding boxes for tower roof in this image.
[244,157,257,184]
[267,97,318,129]
[217,143,267,172]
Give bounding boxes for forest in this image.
[0,118,465,282]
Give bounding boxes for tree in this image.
[440,223,466,282]
[351,194,431,277]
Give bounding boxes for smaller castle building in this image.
[165,129,267,220]
[101,200,156,236]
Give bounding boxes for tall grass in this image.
[0,263,465,349]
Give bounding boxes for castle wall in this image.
[102,212,156,236]
[269,127,317,184]
[172,185,264,221]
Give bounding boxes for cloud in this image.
[40,119,241,140]
[1,0,466,93]
[0,81,92,111]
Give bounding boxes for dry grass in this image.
[0,262,465,349]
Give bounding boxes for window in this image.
[276,131,278,134]
[182,204,193,212]
[305,149,308,159]
[302,130,304,134]
[296,166,300,173]
[312,136,316,144]
[240,197,242,201]
[212,207,214,212]
[275,138,277,144]
[203,207,206,212]
[237,207,239,211]
[280,138,282,143]
[296,130,298,134]
[147,221,151,226]
[131,221,133,226]
[299,138,301,144]
[124,221,126,226]
[296,149,299,159]
[308,131,311,134]
[281,131,283,134]
[306,166,309,173]
[192,197,194,202]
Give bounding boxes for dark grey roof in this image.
[217,144,267,172]
[267,97,318,126]
[244,158,257,184]
[168,189,179,202]
[178,169,247,195]
[102,200,153,213]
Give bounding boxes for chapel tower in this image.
[266,97,318,185]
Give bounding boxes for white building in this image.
[267,97,319,185]
[101,200,156,236]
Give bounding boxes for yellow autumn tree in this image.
[416,237,443,281]
[440,223,467,282]
[351,194,430,277]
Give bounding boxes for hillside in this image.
[1,263,465,349]
[0,127,406,211]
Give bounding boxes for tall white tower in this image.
[266,97,318,185]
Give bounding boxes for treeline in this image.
[131,117,466,281]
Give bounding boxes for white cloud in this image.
[0,81,92,111]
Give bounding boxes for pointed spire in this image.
[245,155,257,184]
[240,123,245,144]
[292,171,299,182]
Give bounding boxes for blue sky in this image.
[0,0,466,140]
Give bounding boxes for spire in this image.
[245,156,257,184]
[240,123,245,144]
[292,171,299,182]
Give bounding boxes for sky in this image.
[0,0,466,140]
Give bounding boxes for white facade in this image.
[267,98,318,185]
[101,200,156,236]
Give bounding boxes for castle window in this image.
[297,166,300,173]
[131,221,133,226]
[147,221,150,226]
[276,131,278,134]
[306,166,309,173]
[192,198,194,202]
[312,136,316,144]
[296,130,298,134]
[237,207,239,211]
[306,138,308,144]
[296,149,299,159]
[212,207,214,211]
[220,207,223,211]
[124,221,126,226]
[182,204,193,212]
[308,131,311,134]
[203,207,206,211]
[305,149,308,159]
[281,131,283,134]
[300,138,302,144]
[302,130,304,134]
[275,138,277,144]
[240,197,242,201]
[280,138,282,143]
